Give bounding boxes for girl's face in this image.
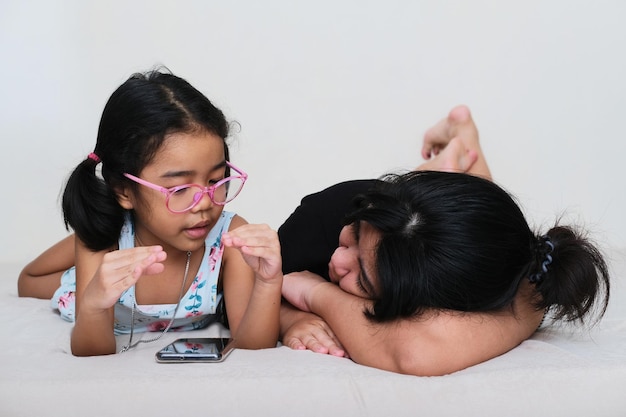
[120,130,228,254]
[328,222,380,299]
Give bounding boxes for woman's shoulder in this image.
[303,179,381,202]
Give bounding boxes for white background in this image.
[1,1,624,265]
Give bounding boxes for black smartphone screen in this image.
[155,337,233,363]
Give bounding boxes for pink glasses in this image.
[123,161,248,213]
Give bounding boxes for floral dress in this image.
[50,212,235,335]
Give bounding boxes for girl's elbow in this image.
[70,342,116,357]
[17,271,36,298]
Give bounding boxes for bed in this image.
[2,249,626,417]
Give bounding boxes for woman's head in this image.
[62,69,232,251]
[342,171,609,324]
[328,221,381,298]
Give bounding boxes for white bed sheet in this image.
[1,249,626,417]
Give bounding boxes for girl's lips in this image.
[184,222,210,239]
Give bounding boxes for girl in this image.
[18,69,283,356]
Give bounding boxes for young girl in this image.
[18,69,283,356]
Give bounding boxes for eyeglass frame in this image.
[123,161,248,213]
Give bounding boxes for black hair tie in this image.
[529,236,554,284]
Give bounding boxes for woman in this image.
[278,106,610,376]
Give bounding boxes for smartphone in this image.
[155,337,234,363]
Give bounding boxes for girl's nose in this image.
[190,190,214,212]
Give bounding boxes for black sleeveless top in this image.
[278,179,379,280]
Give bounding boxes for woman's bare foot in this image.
[418,105,492,180]
[416,137,478,173]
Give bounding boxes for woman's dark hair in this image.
[62,68,230,251]
[344,170,610,325]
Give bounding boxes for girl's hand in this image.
[222,224,282,283]
[281,271,328,312]
[82,246,166,312]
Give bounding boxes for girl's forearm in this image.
[71,308,117,356]
[18,235,76,298]
[232,276,283,349]
[22,235,76,276]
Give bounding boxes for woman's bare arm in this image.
[283,272,543,376]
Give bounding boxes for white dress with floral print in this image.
[50,212,234,335]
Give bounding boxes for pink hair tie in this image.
[88,152,101,163]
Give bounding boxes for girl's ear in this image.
[115,185,135,210]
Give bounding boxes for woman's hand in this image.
[281,271,329,312]
[281,305,348,358]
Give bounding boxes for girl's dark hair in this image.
[344,170,610,325]
[62,68,230,251]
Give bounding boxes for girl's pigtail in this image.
[62,153,126,251]
[530,225,610,325]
